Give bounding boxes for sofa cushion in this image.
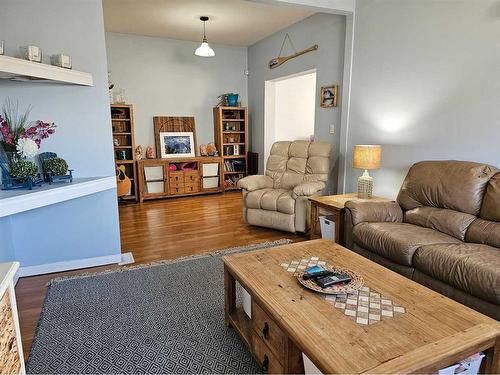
[352,222,460,266]
[245,188,273,209]
[413,243,500,304]
[480,172,500,221]
[397,161,498,216]
[404,207,476,241]
[465,219,500,248]
[245,188,295,215]
[265,141,331,189]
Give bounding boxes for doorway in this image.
[264,69,317,166]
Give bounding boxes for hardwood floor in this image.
[15,192,306,359]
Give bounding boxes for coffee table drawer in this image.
[252,302,285,362]
[251,332,284,374]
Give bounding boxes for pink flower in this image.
[0,116,15,146]
[21,121,56,148]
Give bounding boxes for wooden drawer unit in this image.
[251,332,284,374]
[169,172,184,184]
[169,183,185,195]
[184,182,199,194]
[184,171,199,183]
[252,302,285,362]
[137,157,222,201]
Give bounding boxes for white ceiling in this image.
[102,0,314,46]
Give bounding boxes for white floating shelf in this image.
[0,55,93,86]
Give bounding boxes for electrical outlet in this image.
[329,124,335,134]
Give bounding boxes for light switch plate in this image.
[329,124,335,134]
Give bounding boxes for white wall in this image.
[105,32,248,150]
[275,71,316,142]
[264,71,316,163]
[346,0,500,198]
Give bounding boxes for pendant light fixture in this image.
[194,16,215,57]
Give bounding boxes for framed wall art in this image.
[153,116,198,158]
[159,132,195,158]
[320,85,338,108]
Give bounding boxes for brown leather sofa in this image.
[345,161,500,320]
[238,140,331,233]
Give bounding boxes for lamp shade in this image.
[353,145,381,170]
[194,40,215,57]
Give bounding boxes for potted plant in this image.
[0,99,56,189]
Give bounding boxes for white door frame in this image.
[250,0,355,193]
[263,69,317,168]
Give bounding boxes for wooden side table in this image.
[309,193,391,245]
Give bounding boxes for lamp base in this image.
[357,170,373,199]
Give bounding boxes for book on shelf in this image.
[224,160,246,173]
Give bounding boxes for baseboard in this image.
[17,253,122,278]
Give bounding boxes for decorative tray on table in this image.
[296,265,364,295]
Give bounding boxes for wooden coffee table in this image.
[223,240,499,374]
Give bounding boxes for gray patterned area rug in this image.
[27,239,292,374]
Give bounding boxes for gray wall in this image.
[105,32,248,150]
[248,13,346,191]
[0,0,115,178]
[0,0,121,266]
[346,0,500,198]
[0,217,14,262]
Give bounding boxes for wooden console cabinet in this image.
[137,157,223,202]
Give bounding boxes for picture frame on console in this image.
[159,131,195,158]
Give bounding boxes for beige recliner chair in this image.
[237,141,331,233]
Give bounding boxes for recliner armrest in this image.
[345,200,403,226]
[237,175,274,191]
[292,181,325,198]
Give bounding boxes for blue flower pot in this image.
[227,93,239,107]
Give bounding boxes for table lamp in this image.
[353,145,381,199]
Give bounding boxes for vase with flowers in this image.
[0,99,56,186]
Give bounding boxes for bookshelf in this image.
[213,107,248,191]
[111,104,138,202]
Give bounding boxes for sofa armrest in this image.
[345,200,403,226]
[292,181,326,198]
[237,175,274,192]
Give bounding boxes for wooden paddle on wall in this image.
[269,44,319,69]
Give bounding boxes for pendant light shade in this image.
[195,16,215,57]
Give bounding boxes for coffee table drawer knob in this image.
[262,322,269,339]
[262,354,269,372]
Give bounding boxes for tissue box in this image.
[20,45,42,62]
[50,54,72,69]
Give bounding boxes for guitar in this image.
[269,44,318,69]
[116,165,132,197]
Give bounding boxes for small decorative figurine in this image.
[135,145,143,160]
[207,142,217,156]
[113,138,120,146]
[146,145,155,159]
[200,144,208,156]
